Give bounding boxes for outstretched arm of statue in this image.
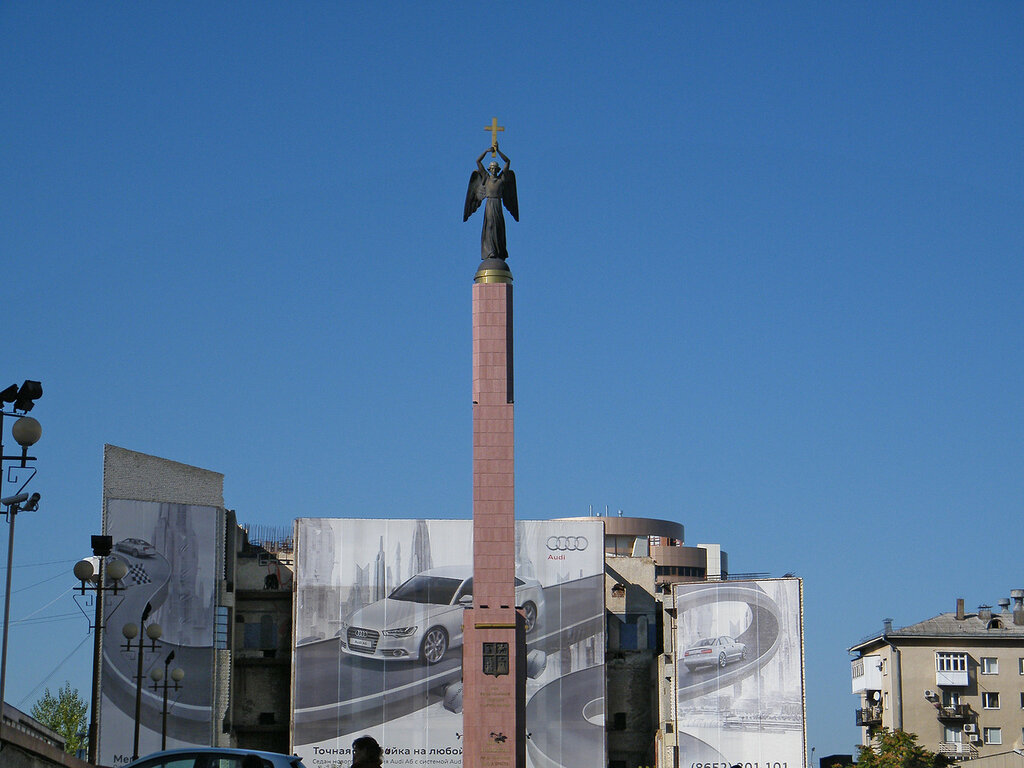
[495,144,510,172]
[476,149,489,174]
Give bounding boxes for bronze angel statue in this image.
[464,142,518,261]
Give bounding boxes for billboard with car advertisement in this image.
[100,499,220,766]
[673,578,805,768]
[292,518,605,768]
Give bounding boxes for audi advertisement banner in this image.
[673,578,806,768]
[100,499,220,766]
[292,519,605,768]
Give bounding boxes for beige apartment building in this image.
[850,592,1024,762]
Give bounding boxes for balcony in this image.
[852,656,883,694]
[936,669,969,687]
[936,705,972,721]
[855,706,883,727]
[938,742,978,761]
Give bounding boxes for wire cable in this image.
[12,558,77,569]
[3,612,81,628]
[16,632,91,708]
[13,586,74,622]
[14,570,68,593]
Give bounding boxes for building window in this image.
[605,535,639,555]
[1019,692,1024,709]
[944,691,961,707]
[984,727,1001,745]
[936,652,967,672]
[1018,657,1024,674]
[214,606,229,650]
[944,726,963,744]
[981,657,999,675]
[983,692,1000,709]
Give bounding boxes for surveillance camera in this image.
[0,492,40,510]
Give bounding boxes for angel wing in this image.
[501,168,518,221]
[463,169,486,221]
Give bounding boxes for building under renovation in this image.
[95,445,805,768]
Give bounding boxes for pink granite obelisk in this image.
[462,256,527,768]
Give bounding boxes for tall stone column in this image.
[462,259,526,768]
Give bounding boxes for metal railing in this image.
[855,706,883,726]
[937,742,978,760]
[937,704,973,720]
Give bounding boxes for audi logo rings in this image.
[546,536,588,552]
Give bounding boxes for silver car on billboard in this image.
[683,635,747,670]
[339,565,543,664]
[114,537,157,558]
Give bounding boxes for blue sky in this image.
[1,1,1022,758]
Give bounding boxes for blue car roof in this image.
[124,747,303,767]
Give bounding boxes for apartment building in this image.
[850,591,1024,761]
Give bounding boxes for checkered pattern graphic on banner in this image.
[126,562,151,585]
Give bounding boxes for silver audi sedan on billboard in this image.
[683,634,747,670]
[338,565,544,664]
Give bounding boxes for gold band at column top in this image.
[474,268,513,284]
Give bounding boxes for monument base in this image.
[474,258,513,284]
[461,607,527,768]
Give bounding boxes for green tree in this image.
[30,681,88,754]
[848,728,952,768]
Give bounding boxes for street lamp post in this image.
[122,603,162,761]
[0,379,42,744]
[0,491,40,736]
[73,537,128,764]
[149,650,185,750]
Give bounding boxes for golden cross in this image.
[484,117,505,156]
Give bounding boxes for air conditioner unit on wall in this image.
[963,724,977,733]
[970,735,981,744]
[925,690,938,699]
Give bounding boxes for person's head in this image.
[488,161,500,176]
[353,735,382,765]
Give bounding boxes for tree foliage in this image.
[30,681,88,754]
[850,728,952,768]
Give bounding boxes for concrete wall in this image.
[102,444,224,508]
[606,653,656,768]
[1,727,100,768]
[605,557,659,768]
[897,638,1024,755]
[227,531,293,755]
[964,751,1024,768]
